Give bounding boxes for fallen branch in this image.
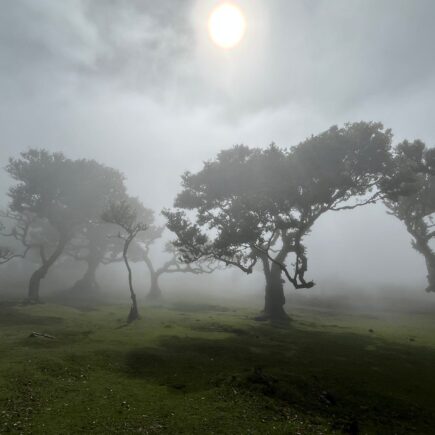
[29,332,56,340]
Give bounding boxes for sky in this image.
[1,0,434,294]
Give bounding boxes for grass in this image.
[0,300,434,434]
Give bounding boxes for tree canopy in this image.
[3,149,127,302]
[164,122,397,320]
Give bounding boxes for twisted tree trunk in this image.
[257,254,289,323]
[71,255,101,295]
[147,272,163,303]
[143,255,163,304]
[414,236,435,293]
[425,254,435,293]
[124,235,139,323]
[263,263,288,322]
[28,267,47,303]
[27,238,68,303]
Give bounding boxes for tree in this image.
[164,122,396,322]
[384,140,435,292]
[4,149,126,302]
[142,240,217,304]
[129,210,217,304]
[63,162,127,297]
[102,198,148,323]
[61,222,128,300]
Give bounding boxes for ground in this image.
[0,299,434,434]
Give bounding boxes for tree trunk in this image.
[414,237,435,293]
[71,257,100,295]
[425,254,435,293]
[124,237,139,323]
[262,263,289,322]
[143,254,163,304]
[127,292,139,323]
[28,267,47,303]
[27,238,67,303]
[146,271,163,304]
[256,255,289,323]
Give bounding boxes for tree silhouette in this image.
[4,149,126,302]
[165,122,396,322]
[128,210,218,304]
[384,140,435,292]
[102,198,148,323]
[141,240,217,304]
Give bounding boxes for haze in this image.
[1,2,435,433]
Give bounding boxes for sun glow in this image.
[208,3,246,49]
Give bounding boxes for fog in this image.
[1,0,435,306]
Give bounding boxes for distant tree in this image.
[130,210,217,304]
[4,149,126,302]
[164,122,397,322]
[63,163,127,297]
[66,224,122,295]
[141,240,217,304]
[384,140,435,292]
[102,198,148,323]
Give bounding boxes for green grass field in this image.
[0,300,434,434]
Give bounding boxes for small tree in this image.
[164,122,396,322]
[102,198,147,323]
[66,224,119,294]
[384,140,435,292]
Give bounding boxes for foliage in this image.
[3,149,128,300]
[384,140,435,292]
[164,122,396,294]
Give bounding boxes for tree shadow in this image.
[119,322,435,434]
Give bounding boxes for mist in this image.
[1,2,435,434]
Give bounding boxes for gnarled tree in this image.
[129,210,217,304]
[164,122,396,322]
[142,241,217,304]
[102,198,148,323]
[0,222,16,265]
[4,149,127,302]
[63,162,127,297]
[384,140,435,292]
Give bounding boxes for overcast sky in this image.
[1,0,434,293]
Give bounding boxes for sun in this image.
[208,3,246,49]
